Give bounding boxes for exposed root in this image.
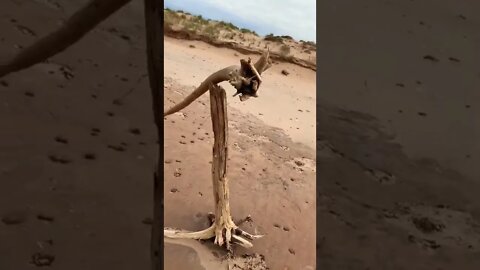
[164,215,264,250]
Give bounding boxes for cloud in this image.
[164,0,316,41]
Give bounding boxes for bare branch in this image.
[163,52,272,117]
[0,0,131,78]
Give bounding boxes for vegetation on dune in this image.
[163,8,316,70]
[264,33,284,43]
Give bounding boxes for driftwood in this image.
[163,52,272,116]
[163,51,272,251]
[164,83,264,250]
[0,0,272,267]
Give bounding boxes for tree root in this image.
[164,214,263,250]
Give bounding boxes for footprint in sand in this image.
[48,155,72,164]
[129,128,141,135]
[38,62,74,80]
[37,214,54,223]
[1,211,27,225]
[54,136,68,144]
[408,235,440,250]
[448,57,460,63]
[423,55,439,62]
[24,91,35,97]
[31,252,55,267]
[113,99,123,106]
[83,153,96,160]
[107,145,126,152]
[15,25,37,36]
[365,168,396,185]
[90,128,101,136]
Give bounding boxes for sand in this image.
[2,0,480,269]
[316,0,480,269]
[0,0,316,269]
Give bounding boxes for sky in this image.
[164,0,316,42]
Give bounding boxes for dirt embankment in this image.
[163,9,317,71]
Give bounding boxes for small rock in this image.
[281,70,289,76]
[170,188,178,193]
[288,248,295,255]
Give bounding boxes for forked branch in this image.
[163,52,272,117]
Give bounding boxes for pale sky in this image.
[164,0,316,42]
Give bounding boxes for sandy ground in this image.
[316,0,480,269]
[163,37,317,269]
[163,74,316,269]
[2,0,480,270]
[0,1,316,270]
[164,37,317,149]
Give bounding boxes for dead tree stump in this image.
[164,83,263,250]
